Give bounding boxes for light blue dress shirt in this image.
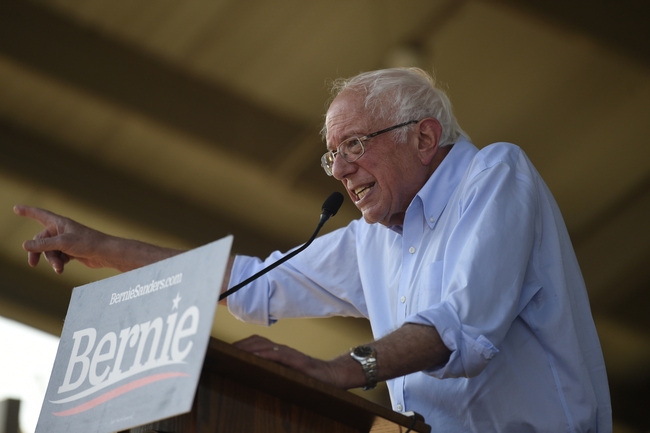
[228,140,612,432]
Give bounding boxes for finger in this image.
[23,233,64,254]
[233,335,278,354]
[25,230,48,267]
[27,249,41,268]
[233,335,270,346]
[44,250,67,274]
[14,205,61,227]
[233,335,268,349]
[24,230,67,271]
[57,252,71,274]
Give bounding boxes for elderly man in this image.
[16,68,611,432]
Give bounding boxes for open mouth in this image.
[353,183,375,202]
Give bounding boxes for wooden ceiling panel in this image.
[427,1,650,234]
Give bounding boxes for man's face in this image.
[325,91,428,227]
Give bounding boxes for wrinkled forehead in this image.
[324,91,375,146]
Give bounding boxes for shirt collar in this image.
[389,139,478,233]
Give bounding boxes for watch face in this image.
[353,346,374,357]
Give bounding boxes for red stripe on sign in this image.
[52,372,189,416]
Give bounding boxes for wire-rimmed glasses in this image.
[320,120,418,176]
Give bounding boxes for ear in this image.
[416,118,442,165]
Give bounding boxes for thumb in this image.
[23,234,63,253]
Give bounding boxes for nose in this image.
[331,154,356,180]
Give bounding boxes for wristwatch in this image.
[350,345,378,390]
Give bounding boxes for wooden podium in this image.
[122,337,430,433]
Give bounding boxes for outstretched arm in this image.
[14,205,184,274]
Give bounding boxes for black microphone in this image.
[219,192,344,301]
[319,190,344,224]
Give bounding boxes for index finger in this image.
[14,205,62,226]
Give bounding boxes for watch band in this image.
[350,345,378,390]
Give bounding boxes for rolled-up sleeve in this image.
[409,302,499,378]
[406,149,541,379]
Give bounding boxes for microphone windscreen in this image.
[322,192,344,217]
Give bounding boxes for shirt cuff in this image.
[226,255,274,326]
[405,302,499,378]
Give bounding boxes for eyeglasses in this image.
[320,120,418,176]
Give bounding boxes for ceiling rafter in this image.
[0,0,307,165]
[491,0,650,67]
[0,118,289,256]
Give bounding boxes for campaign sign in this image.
[35,236,233,433]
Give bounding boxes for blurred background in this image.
[0,0,648,431]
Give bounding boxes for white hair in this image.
[322,67,469,146]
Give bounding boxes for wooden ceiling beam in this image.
[491,0,650,67]
[0,0,307,165]
[0,118,289,257]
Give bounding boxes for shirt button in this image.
[408,247,416,254]
[396,404,403,412]
[429,217,435,223]
[400,296,406,303]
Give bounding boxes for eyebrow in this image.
[326,128,369,151]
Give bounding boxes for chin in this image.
[360,210,377,225]
[360,209,386,226]
[362,216,379,225]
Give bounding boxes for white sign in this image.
[36,236,233,433]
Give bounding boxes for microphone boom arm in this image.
[219,192,343,301]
